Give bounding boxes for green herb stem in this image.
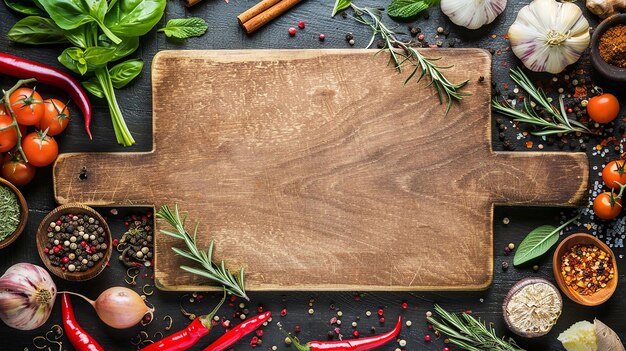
[95,68,135,146]
[156,205,248,301]
[427,305,526,351]
[350,4,469,115]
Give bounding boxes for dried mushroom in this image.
[502,278,562,338]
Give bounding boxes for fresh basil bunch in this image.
[6,0,166,147]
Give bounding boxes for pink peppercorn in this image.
[377,309,384,316]
[444,348,450,351]
[353,331,359,337]
[280,308,288,317]
[256,330,264,337]
[378,317,385,323]
[401,302,408,309]
[298,21,305,29]
[319,34,326,41]
[288,27,297,36]
[425,334,431,342]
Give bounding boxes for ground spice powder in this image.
[599,24,626,68]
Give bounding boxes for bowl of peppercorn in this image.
[37,204,112,281]
[0,177,28,250]
[591,14,626,82]
[552,233,618,306]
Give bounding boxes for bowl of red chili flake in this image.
[591,14,626,82]
[553,233,618,306]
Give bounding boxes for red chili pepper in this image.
[0,52,93,139]
[202,311,272,351]
[61,293,105,351]
[289,316,402,351]
[140,292,226,351]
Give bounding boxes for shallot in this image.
[66,287,154,329]
[0,263,57,330]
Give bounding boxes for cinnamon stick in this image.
[184,0,203,7]
[237,0,282,25]
[239,0,303,34]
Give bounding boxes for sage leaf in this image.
[513,214,580,266]
[109,59,143,88]
[332,0,352,16]
[388,0,439,19]
[4,0,46,15]
[7,16,68,45]
[158,17,208,39]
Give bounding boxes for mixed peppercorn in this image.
[560,244,615,295]
[43,214,107,272]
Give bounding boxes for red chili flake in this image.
[503,33,509,39]
[256,329,264,337]
[354,294,361,301]
[212,320,220,327]
[401,302,408,309]
[377,309,384,316]
[425,334,431,342]
[500,61,508,67]
[573,86,588,98]
[352,331,359,338]
[526,141,533,149]
[280,308,288,317]
[503,83,509,91]
[113,239,119,246]
[288,27,297,36]
[496,49,502,56]
[319,34,326,41]
[298,21,305,29]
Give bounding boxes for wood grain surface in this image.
[53,49,588,291]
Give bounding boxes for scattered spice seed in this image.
[502,261,509,270]
[533,265,540,272]
[298,21,305,29]
[288,27,296,36]
[319,34,325,41]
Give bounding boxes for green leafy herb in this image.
[4,0,46,15]
[158,17,208,39]
[331,0,352,16]
[427,305,526,351]
[388,0,439,19]
[104,0,167,37]
[7,16,68,45]
[156,205,249,301]
[81,79,104,98]
[351,4,469,115]
[513,214,580,266]
[492,68,592,136]
[109,59,144,88]
[0,184,21,241]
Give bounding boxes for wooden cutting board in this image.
[54,50,588,291]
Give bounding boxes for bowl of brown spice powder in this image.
[591,14,626,81]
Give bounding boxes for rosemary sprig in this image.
[427,305,526,351]
[156,205,248,301]
[492,67,592,136]
[350,4,470,115]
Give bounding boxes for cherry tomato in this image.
[587,93,620,124]
[0,114,18,152]
[9,87,44,126]
[37,99,70,136]
[593,192,622,220]
[21,131,58,167]
[1,152,36,186]
[602,160,626,189]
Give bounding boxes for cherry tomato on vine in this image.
[9,87,44,126]
[1,152,36,186]
[587,93,620,124]
[21,130,58,167]
[602,160,626,190]
[0,114,18,152]
[593,192,622,220]
[37,99,70,136]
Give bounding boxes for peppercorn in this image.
[501,261,509,270]
[345,32,353,41]
[410,26,421,36]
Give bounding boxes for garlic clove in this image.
[441,0,507,30]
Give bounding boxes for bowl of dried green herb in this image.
[0,177,28,249]
[591,14,626,82]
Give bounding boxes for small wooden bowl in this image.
[553,233,618,306]
[590,14,626,82]
[37,204,112,281]
[0,178,28,249]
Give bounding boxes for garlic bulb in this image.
[0,263,57,330]
[509,0,590,74]
[441,0,507,30]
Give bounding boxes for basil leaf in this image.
[332,0,351,16]
[104,0,166,37]
[513,214,580,266]
[388,0,438,19]
[82,78,104,98]
[98,35,139,61]
[64,24,91,48]
[37,0,95,30]
[59,47,88,75]
[109,59,143,88]
[4,0,46,15]
[7,16,68,44]
[85,0,107,21]
[83,46,117,66]
[158,17,208,39]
